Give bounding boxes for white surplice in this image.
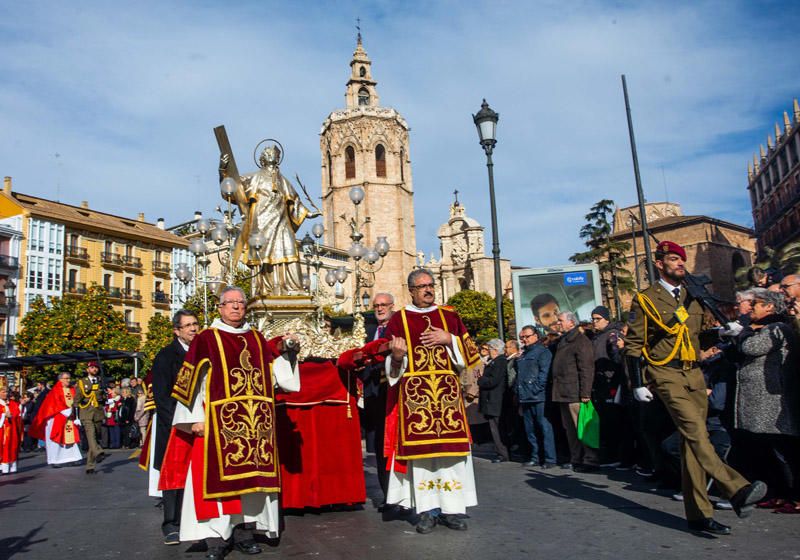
[44,414,83,465]
[384,304,478,515]
[173,319,300,541]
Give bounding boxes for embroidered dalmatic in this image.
[383,304,481,515]
[160,319,299,542]
[29,384,82,466]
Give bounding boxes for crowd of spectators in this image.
[469,266,800,515]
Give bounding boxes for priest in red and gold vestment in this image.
[29,372,83,467]
[383,269,482,534]
[0,384,23,474]
[158,286,300,558]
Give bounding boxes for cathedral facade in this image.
[319,38,417,305]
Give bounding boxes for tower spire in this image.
[784,111,792,133]
[794,98,800,123]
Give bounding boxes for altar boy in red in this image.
[0,384,22,474]
[159,286,300,560]
[29,372,82,468]
[383,269,482,534]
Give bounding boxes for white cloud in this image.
[0,1,797,271]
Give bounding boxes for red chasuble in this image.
[383,306,481,461]
[29,385,80,445]
[0,399,21,464]
[171,327,280,500]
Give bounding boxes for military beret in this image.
[656,240,686,260]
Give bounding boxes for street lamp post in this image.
[473,99,505,340]
[4,280,15,358]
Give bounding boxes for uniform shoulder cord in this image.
[636,293,696,366]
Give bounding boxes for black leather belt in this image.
[664,359,697,370]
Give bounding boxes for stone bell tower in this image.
[320,35,417,304]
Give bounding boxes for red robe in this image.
[0,399,22,465]
[29,384,80,445]
[383,306,481,463]
[161,327,280,505]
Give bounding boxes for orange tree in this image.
[16,286,140,383]
[446,289,515,342]
[140,313,174,372]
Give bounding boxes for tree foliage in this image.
[569,199,634,316]
[16,286,140,383]
[141,313,174,372]
[446,290,515,342]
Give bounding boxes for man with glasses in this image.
[780,275,800,334]
[359,292,395,510]
[29,371,83,468]
[160,286,301,558]
[514,326,556,468]
[150,310,199,545]
[383,269,482,534]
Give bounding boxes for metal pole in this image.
[629,214,641,291]
[621,75,655,285]
[485,151,505,340]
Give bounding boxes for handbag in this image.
[577,401,600,449]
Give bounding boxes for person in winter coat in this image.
[478,339,510,463]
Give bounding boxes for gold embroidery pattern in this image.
[412,315,450,371]
[403,373,465,437]
[218,399,275,470]
[174,363,194,396]
[462,334,480,364]
[229,336,265,397]
[416,478,463,492]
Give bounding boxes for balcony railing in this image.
[106,286,122,299]
[121,288,142,302]
[125,322,142,333]
[152,291,170,305]
[0,255,20,269]
[152,260,171,275]
[122,255,143,269]
[101,252,124,267]
[65,282,87,297]
[65,246,89,261]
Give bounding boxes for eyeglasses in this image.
[519,333,535,340]
[410,283,435,291]
[591,316,604,322]
[780,282,799,291]
[219,300,246,307]
[180,321,200,329]
[373,303,392,308]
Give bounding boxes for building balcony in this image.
[122,255,143,272]
[106,286,122,300]
[152,260,172,276]
[0,335,16,357]
[125,321,141,333]
[0,255,20,271]
[121,288,143,303]
[65,282,87,297]
[65,246,90,263]
[101,252,124,268]
[152,291,171,308]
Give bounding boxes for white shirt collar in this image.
[211,318,251,334]
[659,278,681,296]
[178,339,190,352]
[405,303,438,313]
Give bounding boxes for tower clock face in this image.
[359,66,366,77]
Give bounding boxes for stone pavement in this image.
[0,446,795,560]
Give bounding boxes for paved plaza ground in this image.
[0,445,795,560]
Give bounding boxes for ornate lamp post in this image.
[4,280,15,357]
[473,99,505,340]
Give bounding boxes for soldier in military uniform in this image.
[75,361,106,474]
[625,241,766,535]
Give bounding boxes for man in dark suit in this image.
[478,339,510,463]
[358,292,395,509]
[152,309,199,545]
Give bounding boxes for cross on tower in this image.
[356,17,362,42]
[453,189,460,206]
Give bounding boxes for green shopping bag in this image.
[577,401,600,449]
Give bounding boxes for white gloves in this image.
[633,387,654,402]
[60,409,72,417]
[721,321,743,337]
[74,418,82,426]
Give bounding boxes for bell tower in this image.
[320,36,417,304]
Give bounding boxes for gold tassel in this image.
[347,403,352,419]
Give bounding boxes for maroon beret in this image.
[656,240,686,260]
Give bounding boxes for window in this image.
[731,252,745,275]
[358,87,370,106]
[68,269,77,288]
[126,245,133,257]
[125,277,132,291]
[375,144,386,177]
[359,66,366,77]
[105,240,113,253]
[103,273,111,289]
[345,146,356,179]
[400,148,405,182]
[327,151,333,186]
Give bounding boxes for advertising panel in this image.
[511,263,602,333]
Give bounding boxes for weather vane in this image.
[356,17,362,42]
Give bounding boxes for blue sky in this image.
[1,1,799,268]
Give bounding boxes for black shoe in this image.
[491,457,507,464]
[438,514,468,531]
[560,463,573,470]
[51,464,62,469]
[573,464,599,473]
[205,545,228,560]
[85,468,95,475]
[522,461,537,467]
[415,512,437,534]
[163,532,179,546]
[234,540,262,555]
[687,518,731,536]
[730,481,767,518]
